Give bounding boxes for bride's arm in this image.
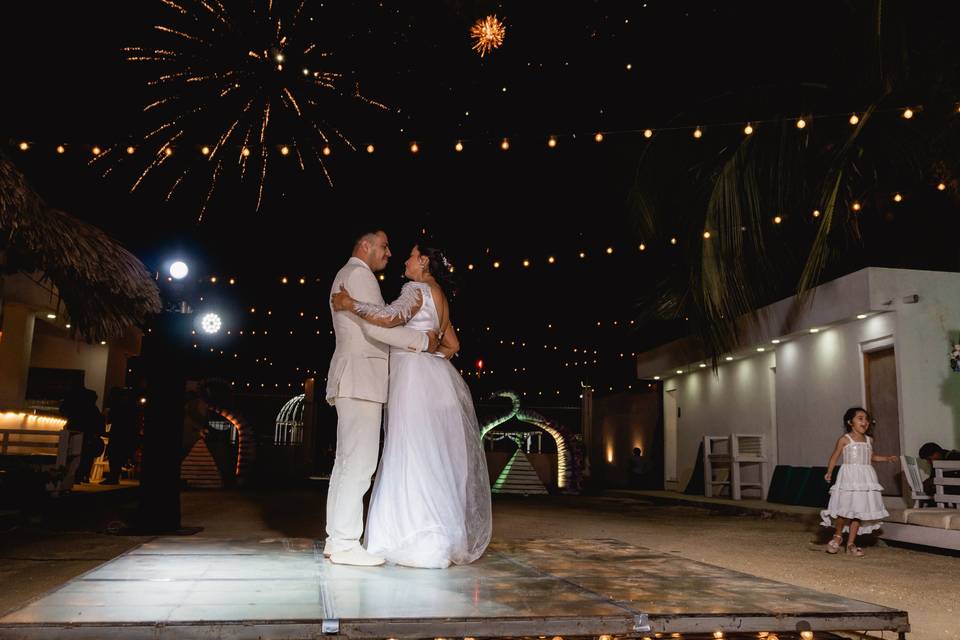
[332,281,423,328]
[437,322,460,359]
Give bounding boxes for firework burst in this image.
[111,0,388,220]
[470,15,506,58]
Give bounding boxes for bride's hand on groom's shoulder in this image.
[331,285,353,311]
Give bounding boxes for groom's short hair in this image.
[351,227,386,251]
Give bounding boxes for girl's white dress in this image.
[820,434,889,534]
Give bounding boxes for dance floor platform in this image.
[0,538,908,639]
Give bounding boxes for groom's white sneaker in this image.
[330,547,385,566]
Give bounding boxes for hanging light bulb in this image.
[743,123,754,135]
[849,113,860,125]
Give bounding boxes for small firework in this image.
[470,15,506,58]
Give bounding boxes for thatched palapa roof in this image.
[0,150,161,342]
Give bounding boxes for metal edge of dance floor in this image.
[0,538,909,640]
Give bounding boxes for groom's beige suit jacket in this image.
[325,257,427,405]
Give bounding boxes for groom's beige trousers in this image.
[325,396,384,552]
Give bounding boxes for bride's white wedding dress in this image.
[359,281,492,568]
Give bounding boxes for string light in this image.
[702,231,711,239]
[849,113,860,125]
[126,146,136,154]
[322,145,332,156]
[643,128,653,138]
[594,132,604,143]
[773,215,782,224]
[280,145,290,155]
[938,182,947,191]
[893,193,902,202]
[812,209,821,218]
[18,141,29,151]
[903,107,914,119]
[410,142,419,153]
[548,256,556,264]
[547,136,557,148]
[201,146,210,155]
[638,243,646,251]
[56,145,65,154]
[500,138,510,150]
[366,144,375,154]
[455,141,463,152]
[692,127,703,139]
[796,117,807,129]
[852,201,861,211]
[743,123,753,135]
[91,146,101,155]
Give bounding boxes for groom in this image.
[323,228,438,566]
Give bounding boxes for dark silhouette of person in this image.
[918,442,960,496]
[61,385,105,483]
[102,386,142,484]
[630,447,648,488]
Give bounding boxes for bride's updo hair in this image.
[418,245,456,294]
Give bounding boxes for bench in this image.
[881,458,960,551]
[0,412,82,495]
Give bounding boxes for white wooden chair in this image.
[703,435,730,498]
[933,460,960,508]
[704,434,769,500]
[900,455,931,507]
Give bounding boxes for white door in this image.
[664,389,678,482]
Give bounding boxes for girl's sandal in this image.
[846,544,865,557]
[826,534,843,554]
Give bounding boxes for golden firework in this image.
[470,15,506,58]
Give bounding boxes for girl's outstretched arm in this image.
[824,436,846,482]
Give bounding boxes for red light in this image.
[475,359,484,370]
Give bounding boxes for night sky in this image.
[4,2,960,407]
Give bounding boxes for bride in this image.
[331,244,492,568]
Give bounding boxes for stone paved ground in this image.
[0,488,954,638]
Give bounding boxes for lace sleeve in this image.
[351,282,424,328]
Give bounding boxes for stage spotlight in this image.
[200,312,222,334]
[169,261,189,279]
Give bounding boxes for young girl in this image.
[821,407,897,556]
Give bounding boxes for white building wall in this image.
[29,333,110,408]
[775,313,897,467]
[663,352,776,491]
[643,268,960,497]
[868,269,960,459]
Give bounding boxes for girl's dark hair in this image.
[418,245,456,294]
[843,407,868,432]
